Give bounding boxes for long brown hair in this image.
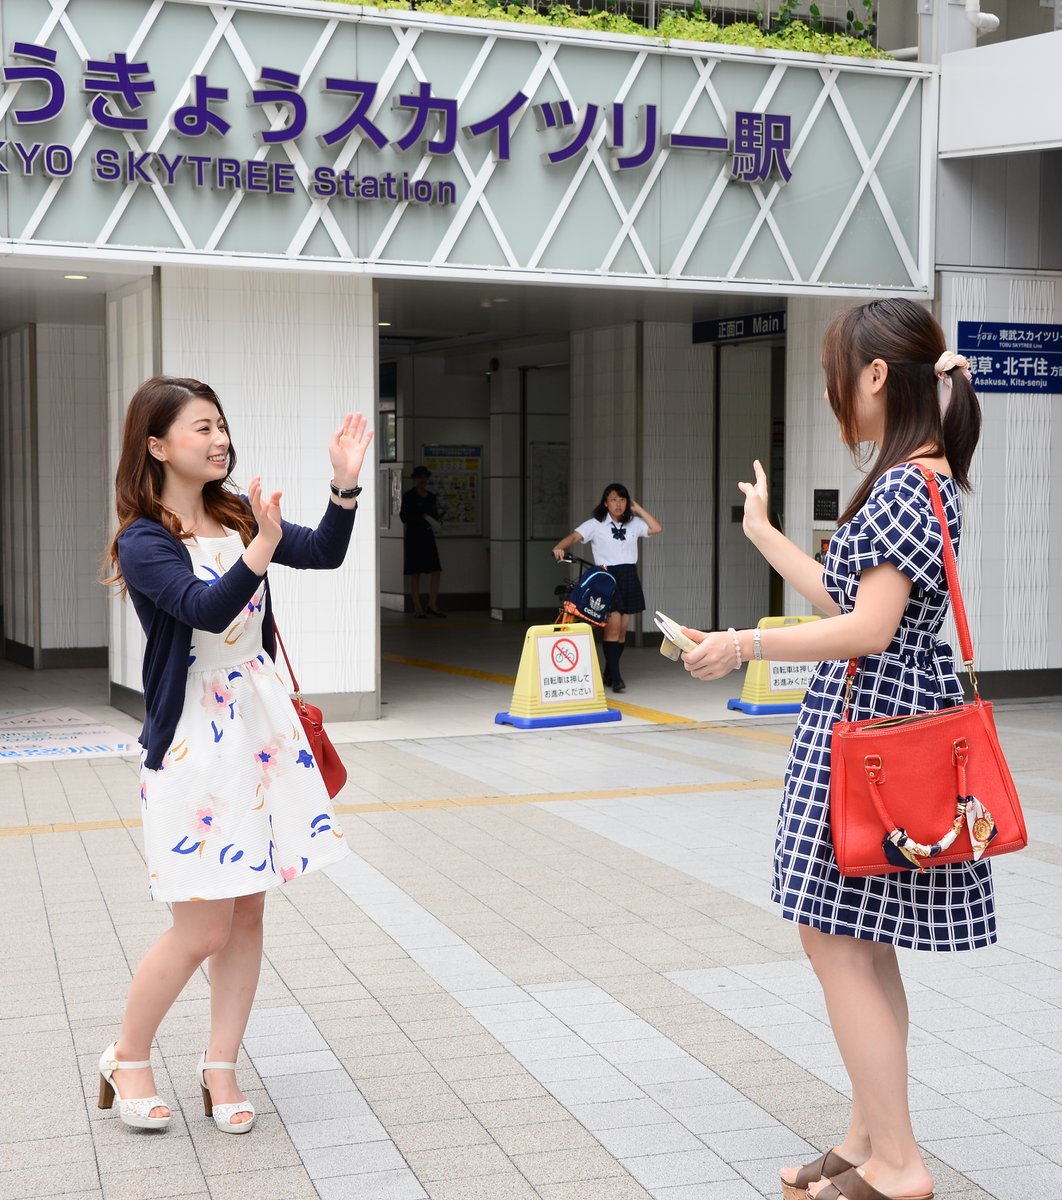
[824,298,981,524]
[106,376,255,589]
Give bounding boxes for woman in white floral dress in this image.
[97,376,371,1135]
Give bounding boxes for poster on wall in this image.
[421,445,482,536]
[530,442,570,540]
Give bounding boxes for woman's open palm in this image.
[248,477,283,545]
[329,413,373,484]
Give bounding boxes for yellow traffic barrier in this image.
[727,614,822,715]
[495,623,621,729]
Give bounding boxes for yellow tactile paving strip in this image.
[381,650,783,729]
[0,777,784,837]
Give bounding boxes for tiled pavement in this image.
[1,647,1061,1200]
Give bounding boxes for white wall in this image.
[938,270,1062,672]
[158,266,378,712]
[0,325,36,658]
[937,153,1062,272]
[716,342,772,630]
[1,322,107,665]
[641,322,715,630]
[36,324,107,655]
[782,297,865,619]
[570,325,640,527]
[106,268,378,715]
[107,277,158,699]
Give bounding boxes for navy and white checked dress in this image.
[773,464,996,951]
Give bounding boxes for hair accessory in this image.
[934,350,971,379]
[934,350,972,417]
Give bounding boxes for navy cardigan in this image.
[118,499,357,769]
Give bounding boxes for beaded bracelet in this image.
[726,627,742,672]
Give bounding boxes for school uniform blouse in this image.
[574,515,649,566]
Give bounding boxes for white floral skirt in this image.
[138,532,347,902]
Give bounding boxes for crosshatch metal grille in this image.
[0,0,930,294]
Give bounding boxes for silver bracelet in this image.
[726,627,742,672]
[752,628,763,661]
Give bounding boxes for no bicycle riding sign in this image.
[495,625,620,730]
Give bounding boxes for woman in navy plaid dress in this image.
[680,299,985,1200]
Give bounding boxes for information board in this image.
[421,445,483,536]
[957,321,1062,394]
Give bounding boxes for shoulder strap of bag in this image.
[842,463,978,716]
[272,619,302,698]
[913,464,974,674]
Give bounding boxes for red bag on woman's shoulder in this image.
[272,621,347,800]
[829,466,1026,877]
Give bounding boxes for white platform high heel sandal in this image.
[197,1053,256,1133]
[98,1042,172,1130]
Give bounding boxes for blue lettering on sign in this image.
[957,321,1062,395]
[0,47,796,189]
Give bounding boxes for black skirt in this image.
[605,563,645,614]
[404,528,441,575]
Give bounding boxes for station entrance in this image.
[0,261,786,724]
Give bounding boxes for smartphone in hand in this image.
[654,611,697,661]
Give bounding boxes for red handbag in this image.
[272,621,348,800]
[829,466,1026,876]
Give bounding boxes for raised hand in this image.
[248,476,283,546]
[329,413,373,489]
[738,459,770,540]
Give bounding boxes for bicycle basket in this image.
[564,567,616,627]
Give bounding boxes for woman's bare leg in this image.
[799,926,932,1199]
[111,900,237,1117]
[202,892,265,1121]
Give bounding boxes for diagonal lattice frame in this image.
[0,0,935,295]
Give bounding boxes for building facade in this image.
[0,0,1057,716]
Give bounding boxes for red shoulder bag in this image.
[829,466,1026,876]
[273,621,348,800]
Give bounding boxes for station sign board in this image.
[957,321,1062,394]
[0,0,933,294]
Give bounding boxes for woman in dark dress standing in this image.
[680,299,987,1200]
[400,465,445,618]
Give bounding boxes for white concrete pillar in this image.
[106,266,379,720]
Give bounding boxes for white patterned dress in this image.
[140,532,349,902]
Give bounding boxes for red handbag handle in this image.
[844,463,978,715]
[272,620,303,699]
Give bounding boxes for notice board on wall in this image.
[421,445,483,536]
[529,442,570,540]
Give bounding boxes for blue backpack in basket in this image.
[564,567,616,627]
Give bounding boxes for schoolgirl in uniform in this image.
[553,483,662,692]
